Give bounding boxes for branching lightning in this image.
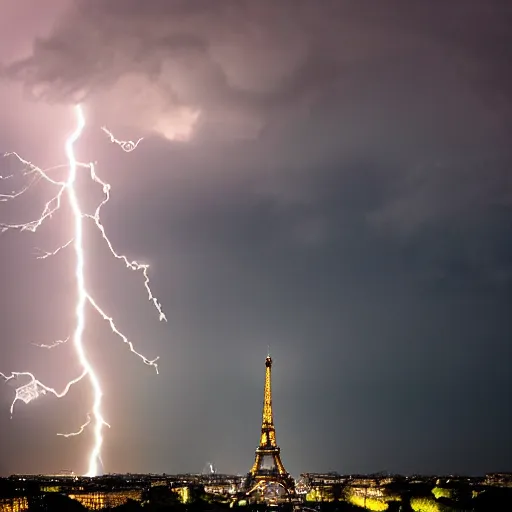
[0,105,164,477]
[101,127,143,153]
[31,337,69,349]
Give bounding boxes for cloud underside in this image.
[3,0,512,240]
[5,1,509,139]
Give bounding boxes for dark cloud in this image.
[7,1,510,145]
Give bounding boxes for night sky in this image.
[1,1,512,478]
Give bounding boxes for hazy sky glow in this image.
[1,0,512,478]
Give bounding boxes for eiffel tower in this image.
[245,354,295,498]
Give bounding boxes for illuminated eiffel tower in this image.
[245,354,295,499]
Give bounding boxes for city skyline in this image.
[1,0,512,477]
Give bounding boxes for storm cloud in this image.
[7,1,511,224]
[7,1,510,144]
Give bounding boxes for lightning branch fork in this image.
[0,104,165,477]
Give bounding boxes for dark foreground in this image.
[1,473,512,511]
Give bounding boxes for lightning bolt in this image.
[0,105,164,477]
